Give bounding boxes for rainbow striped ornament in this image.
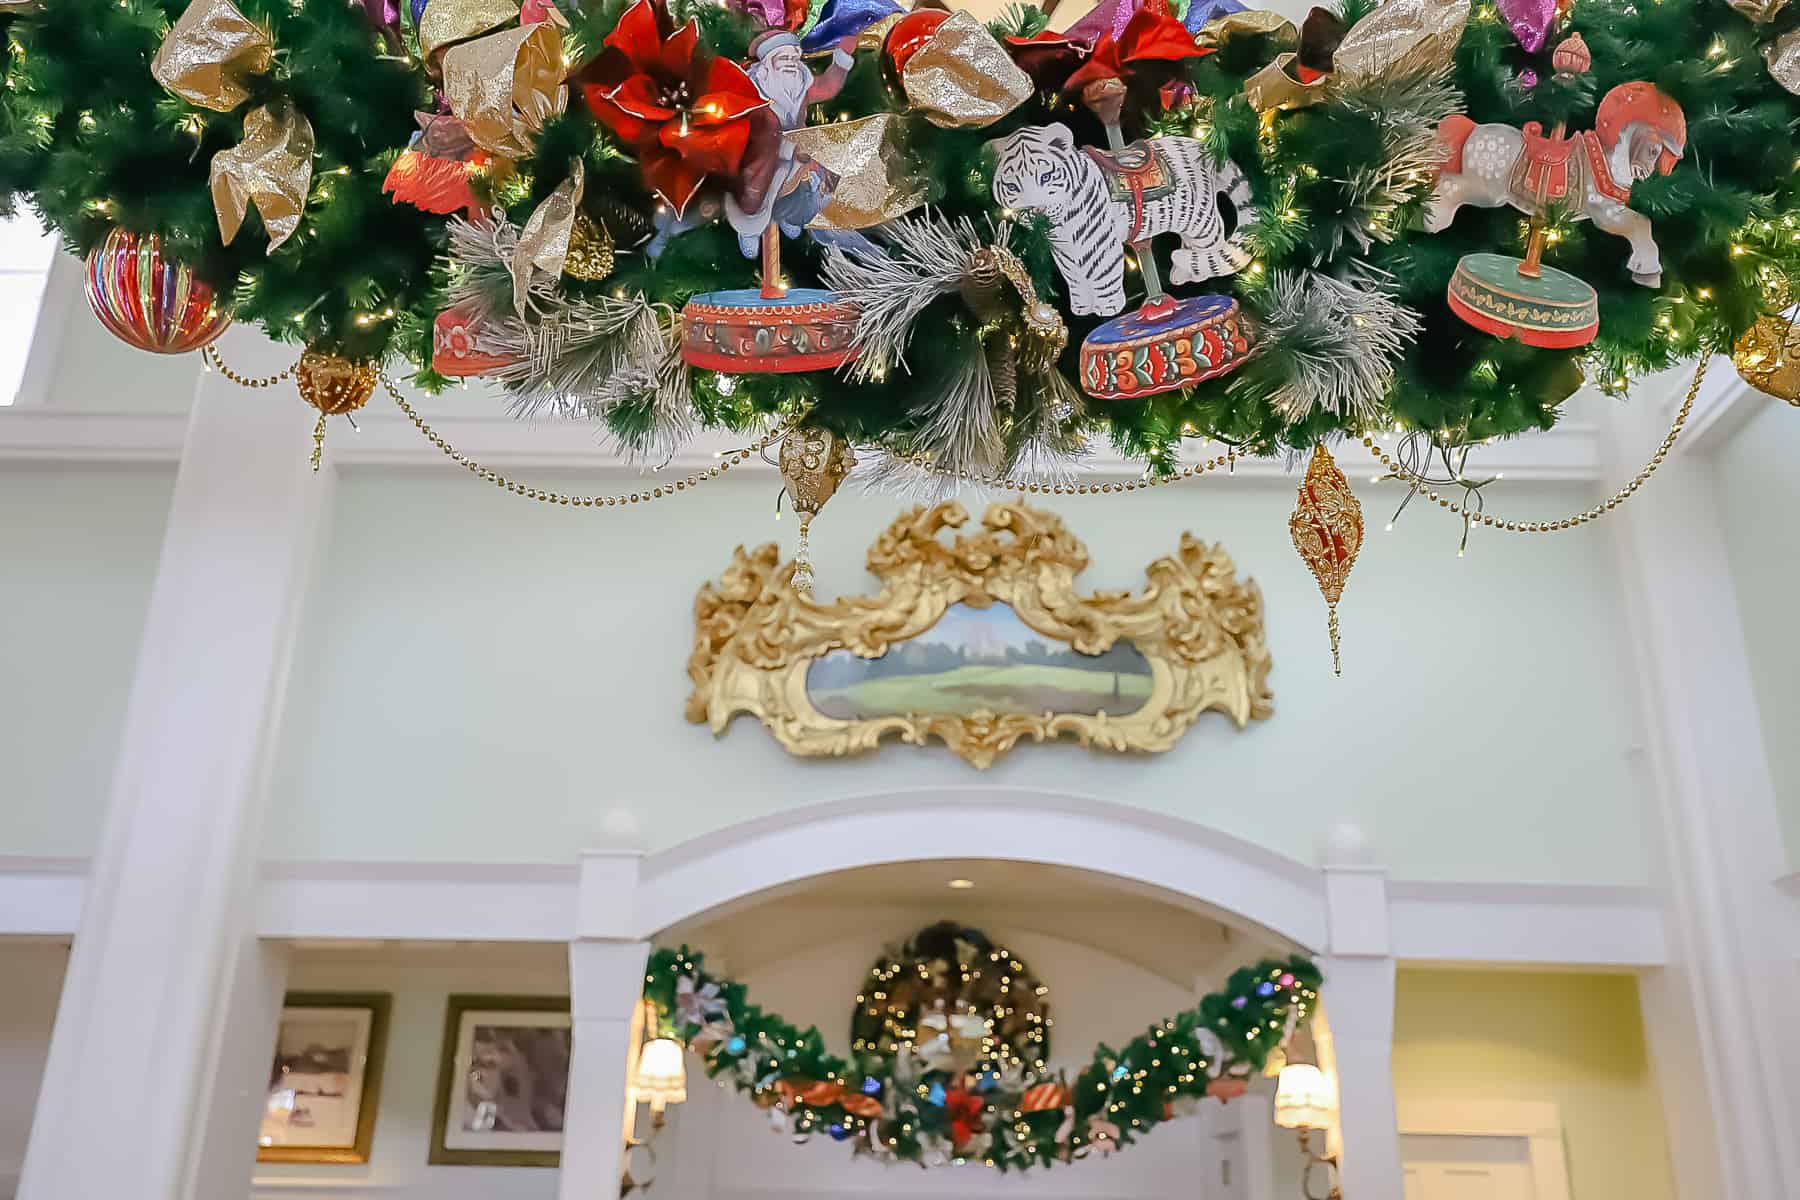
[83,228,231,354]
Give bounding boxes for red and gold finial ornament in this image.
[1289,444,1363,676]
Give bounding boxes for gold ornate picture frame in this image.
[257,992,390,1164]
[688,501,1272,767]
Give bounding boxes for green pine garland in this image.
[3,0,1797,464]
[644,945,1322,1171]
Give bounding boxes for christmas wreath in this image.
[2,0,1797,476]
[643,936,1321,1171]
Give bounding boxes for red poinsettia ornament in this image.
[1062,6,1210,94]
[580,0,769,215]
[944,1086,986,1150]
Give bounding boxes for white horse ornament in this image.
[1425,82,1687,287]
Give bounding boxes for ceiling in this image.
[660,858,1274,991]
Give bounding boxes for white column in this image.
[1605,393,1800,1200]
[1317,823,1402,1200]
[19,330,329,1200]
[560,848,651,1200]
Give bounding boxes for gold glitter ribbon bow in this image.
[782,114,928,231]
[1726,0,1800,93]
[420,0,521,68]
[1331,0,1468,85]
[510,160,585,315]
[442,21,568,160]
[899,10,1032,130]
[151,0,314,253]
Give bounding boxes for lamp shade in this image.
[633,1038,688,1113]
[1273,1064,1335,1130]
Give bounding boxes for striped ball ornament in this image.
[83,227,231,354]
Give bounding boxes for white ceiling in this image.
[660,858,1273,991]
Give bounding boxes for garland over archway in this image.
[1,0,1797,477]
[643,943,1322,1170]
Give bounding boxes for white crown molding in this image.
[0,854,1668,968]
[0,405,1603,482]
[1386,880,1666,968]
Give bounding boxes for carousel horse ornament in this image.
[1424,81,1687,287]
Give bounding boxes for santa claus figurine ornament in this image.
[680,25,864,373]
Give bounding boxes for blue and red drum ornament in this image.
[83,227,231,354]
[1080,293,1255,399]
[680,287,861,373]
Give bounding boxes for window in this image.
[0,211,58,406]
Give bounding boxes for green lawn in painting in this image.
[806,603,1154,721]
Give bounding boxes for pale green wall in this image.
[0,464,175,856]
[264,468,1651,883]
[1712,398,1800,871]
[1394,968,1674,1200]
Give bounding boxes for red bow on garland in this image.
[579,0,768,215]
[1062,6,1211,94]
[775,1078,885,1119]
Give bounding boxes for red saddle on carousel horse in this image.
[1425,82,1686,287]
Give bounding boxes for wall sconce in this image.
[622,1036,689,1196]
[632,1038,689,1120]
[1273,1063,1341,1200]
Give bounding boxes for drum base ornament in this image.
[1447,252,1600,348]
[1079,294,1255,399]
[680,288,860,373]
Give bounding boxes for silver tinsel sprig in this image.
[824,214,1086,482]
[445,213,691,458]
[1327,65,1463,255]
[1238,265,1421,424]
[822,214,991,384]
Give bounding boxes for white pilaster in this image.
[1606,393,1800,1199]
[19,331,329,1200]
[1317,822,1401,1200]
[561,848,651,1200]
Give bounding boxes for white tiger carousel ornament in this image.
[988,79,1258,399]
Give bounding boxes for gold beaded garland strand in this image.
[201,344,296,389]
[1361,358,1707,536]
[198,348,1705,533]
[379,371,799,508]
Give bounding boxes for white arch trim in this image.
[630,787,1329,952]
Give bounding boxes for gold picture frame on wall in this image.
[429,994,572,1168]
[688,501,1273,768]
[257,992,390,1164]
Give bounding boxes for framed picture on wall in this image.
[429,994,573,1167]
[257,992,390,1164]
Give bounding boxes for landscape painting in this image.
[258,994,388,1163]
[807,603,1154,720]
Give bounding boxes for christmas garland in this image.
[3,0,1798,474]
[644,943,1322,1171]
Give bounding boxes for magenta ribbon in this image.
[1496,0,1557,52]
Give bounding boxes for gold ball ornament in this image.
[563,213,615,282]
[1733,314,1800,406]
[295,349,378,415]
[295,349,378,473]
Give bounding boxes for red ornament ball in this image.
[883,8,949,73]
[83,227,231,354]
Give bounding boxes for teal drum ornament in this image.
[83,227,232,354]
